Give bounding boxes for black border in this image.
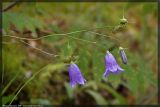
[158,0,160,104]
[0,0,3,105]
[1,0,159,2]
[1,0,159,106]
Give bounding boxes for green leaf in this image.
[143,3,157,15]
[40,63,66,78]
[64,82,74,99]
[2,94,15,105]
[30,99,51,105]
[86,90,108,105]
[98,83,127,104]
[3,12,45,32]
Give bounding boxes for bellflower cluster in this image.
[68,47,128,87]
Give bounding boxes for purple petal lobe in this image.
[103,69,110,77]
[70,80,76,88]
[68,63,86,88]
[117,66,124,72]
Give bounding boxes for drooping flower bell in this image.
[103,51,124,77]
[68,62,86,88]
[119,47,127,64]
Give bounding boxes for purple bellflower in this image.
[68,62,86,88]
[103,51,124,77]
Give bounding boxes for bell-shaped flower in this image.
[68,62,86,88]
[103,51,124,77]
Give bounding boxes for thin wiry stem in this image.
[2,41,58,57]
[9,65,47,105]
[3,25,120,60]
[9,65,49,104]
[3,26,115,56]
[123,6,125,19]
[2,55,4,90]
[3,36,96,57]
[3,31,119,57]
[2,70,20,95]
[67,35,96,44]
[3,25,115,41]
[9,63,67,105]
[12,77,27,95]
[3,37,96,58]
[89,31,121,46]
[3,28,120,58]
[2,41,15,44]
[19,40,59,57]
[2,0,21,12]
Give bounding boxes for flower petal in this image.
[109,64,118,72]
[70,80,76,88]
[68,63,86,88]
[103,69,110,77]
[117,65,124,72]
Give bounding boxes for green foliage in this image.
[2,94,15,105]
[64,82,74,99]
[40,63,66,79]
[98,83,127,104]
[86,90,108,105]
[3,12,45,34]
[123,52,157,101]
[30,99,51,105]
[2,44,25,95]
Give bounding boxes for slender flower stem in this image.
[3,32,118,57]
[19,40,59,57]
[3,25,115,40]
[2,65,4,84]
[2,37,95,57]
[123,6,125,19]
[3,37,96,57]
[4,34,97,45]
[2,55,4,92]
[2,69,20,95]
[89,31,121,46]
[67,35,96,44]
[2,0,21,12]
[9,62,68,105]
[9,64,48,105]
[3,25,117,57]
[11,77,27,96]
[2,41,15,44]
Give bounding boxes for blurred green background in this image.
[2,2,158,105]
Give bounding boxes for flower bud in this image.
[119,47,127,64]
